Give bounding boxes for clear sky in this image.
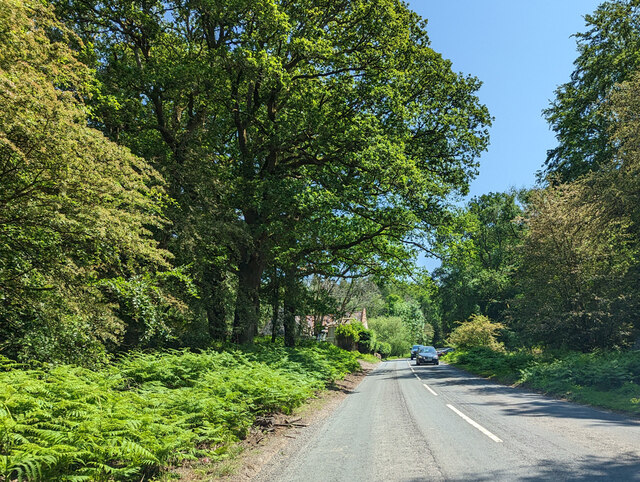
[405,0,603,198]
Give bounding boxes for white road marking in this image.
[414,373,420,380]
[446,404,503,443]
[423,383,438,396]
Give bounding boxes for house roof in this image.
[260,308,367,336]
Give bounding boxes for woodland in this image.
[1,0,639,376]
[2,0,640,479]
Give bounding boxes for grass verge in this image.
[0,340,362,481]
[444,347,640,416]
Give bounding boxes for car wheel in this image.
[416,359,420,366]
[435,361,439,365]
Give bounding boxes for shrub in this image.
[335,323,364,350]
[356,329,377,354]
[377,342,392,358]
[447,314,505,351]
[446,347,640,415]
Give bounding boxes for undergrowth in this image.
[444,347,640,415]
[0,341,361,480]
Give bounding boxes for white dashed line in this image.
[446,404,503,443]
[423,383,438,396]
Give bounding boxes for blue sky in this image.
[405,0,603,198]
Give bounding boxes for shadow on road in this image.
[403,452,640,481]
[378,359,640,428]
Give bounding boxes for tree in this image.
[432,191,525,337]
[0,0,168,363]
[368,316,412,357]
[512,70,640,351]
[55,0,491,345]
[608,72,640,242]
[512,178,637,350]
[543,0,640,181]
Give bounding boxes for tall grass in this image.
[445,347,640,415]
[0,341,361,480]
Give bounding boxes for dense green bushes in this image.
[445,347,535,382]
[447,315,505,351]
[445,347,640,414]
[334,322,383,356]
[520,351,640,391]
[368,316,413,356]
[0,342,361,480]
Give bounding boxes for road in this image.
[253,359,640,481]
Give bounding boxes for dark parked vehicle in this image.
[436,347,454,357]
[416,346,439,365]
[410,345,423,360]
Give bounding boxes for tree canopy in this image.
[432,191,524,337]
[0,0,168,363]
[7,0,638,365]
[54,0,491,344]
[543,0,640,181]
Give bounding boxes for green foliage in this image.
[0,342,361,480]
[334,323,363,351]
[432,191,525,338]
[390,298,429,344]
[445,347,535,382]
[0,0,169,364]
[368,316,413,357]
[544,0,640,180]
[54,0,491,343]
[428,67,640,354]
[356,328,377,355]
[447,315,505,351]
[513,169,638,350]
[377,342,392,359]
[98,268,199,349]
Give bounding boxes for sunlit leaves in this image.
[0,0,169,363]
[544,0,640,181]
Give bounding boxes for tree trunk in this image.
[283,271,298,347]
[207,298,228,341]
[271,274,280,343]
[232,251,263,344]
[206,266,228,341]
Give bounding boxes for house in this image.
[260,308,368,344]
[304,309,368,343]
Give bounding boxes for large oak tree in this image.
[56,0,491,343]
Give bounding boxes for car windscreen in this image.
[419,347,436,353]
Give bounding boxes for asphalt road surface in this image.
[254,359,640,481]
